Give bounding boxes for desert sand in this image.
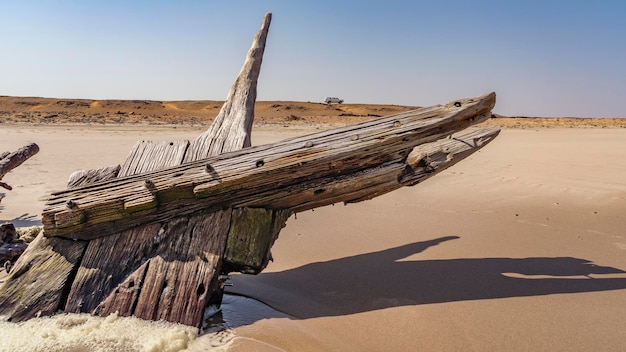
[1,114,626,351]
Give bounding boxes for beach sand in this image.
[1,123,626,351]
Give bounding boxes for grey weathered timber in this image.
[335,127,501,205]
[64,211,232,322]
[67,165,121,188]
[0,143,40,190]
[119,140,190,176]
[0,233,87,322]
[41,92,496,240]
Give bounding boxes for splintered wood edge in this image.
[401,126,501,186]
[296,127,501,207]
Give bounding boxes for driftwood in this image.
[0,12,501,329]
[0,143,39,191]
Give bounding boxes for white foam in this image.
[0,311,234,352]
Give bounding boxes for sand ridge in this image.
[0,95,416,126]
[1,95,625,128]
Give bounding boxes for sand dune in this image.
[0,95,416,126]
[2,95,625,128]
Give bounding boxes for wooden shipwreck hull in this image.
[0,12,500,328]
[42,93,497,241]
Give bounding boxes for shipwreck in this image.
[0,13,500,328]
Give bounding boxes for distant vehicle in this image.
[324,97,344,104]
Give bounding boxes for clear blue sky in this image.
[1,1,625,117]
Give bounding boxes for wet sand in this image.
[2,124,626,351]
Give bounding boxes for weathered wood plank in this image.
[64,133,222,325]
[63,222,161,314]
[0,232,87,322]
[248,127,501,211]
[400,127,500,186]
[67,165,121,188]
[223,208,291,274]
[42,92,495,240]
[64,212,231,325]
[119,140,189,176]
[130,212,231,324]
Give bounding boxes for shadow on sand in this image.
[226,236,626,320]
[0,213,42,228]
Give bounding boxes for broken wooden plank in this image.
[258,126,501,211]
[67,165,121,188]
[184,12,271,161]
[41,92,495,240]
[0,143,39,180]
[0,233,88,322]
[119,140,189,176]
[0,143,39,190]
[64,211,232,326]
